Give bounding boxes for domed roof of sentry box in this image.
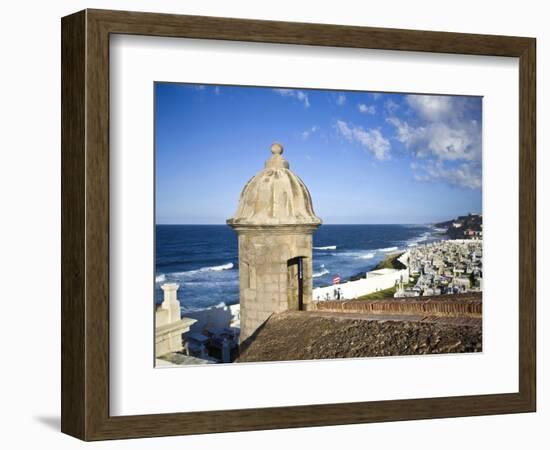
[227,143,322,227]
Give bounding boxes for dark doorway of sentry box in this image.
[287,256,304,311]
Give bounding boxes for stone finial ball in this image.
[270,142,284,155]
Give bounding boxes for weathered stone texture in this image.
[237,311,482,362]
[315,292,482,318]
[227,144,321,341]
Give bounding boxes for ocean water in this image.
[155,224,440,311]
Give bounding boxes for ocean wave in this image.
[332,251,377,260]
[313,264,330,278]
[378,246,398,252]
[172,262,234,276]
[313,245,337,250]
[155,274,166,283]
[180,278,239,286]
[358,252,375,259]
[181,303,228,313]
[199,262,234,272]
[180,301,241,314]
[406,231,432,247]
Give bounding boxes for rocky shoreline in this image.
[373,251,407,270]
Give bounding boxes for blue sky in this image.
[155,83,482,224]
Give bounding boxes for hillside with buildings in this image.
[435,212,482,239]
[313,239,483,301]
[395,239,482,298]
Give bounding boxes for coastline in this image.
[157,234,483,364]
[312,238,482,302]
[373,251,407,270]
[155,223,438,310]
[156,224,481,313]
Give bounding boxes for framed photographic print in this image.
[61,9,536,440]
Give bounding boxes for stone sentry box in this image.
[228,143,322,342]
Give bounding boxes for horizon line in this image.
[155,222,436,226]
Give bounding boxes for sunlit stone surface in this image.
[227,143,322,342]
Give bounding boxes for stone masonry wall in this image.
[314,292,482,318]
[238,230,313,341]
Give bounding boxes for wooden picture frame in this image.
[61,9,536,441]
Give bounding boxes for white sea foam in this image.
[172,262,235,277]
[200,262,234,272]
[331,251,377,260]
[179,279,238,287]
[313,245,337,250]
[313,264,330,278]
[358,252,375,259]
[378,246,398,252]
[406,231,432,247]
[313,269,330,278]
[181,301,228,313]
[155,274,166,283]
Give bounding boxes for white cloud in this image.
[335,120,353,140]
[371,93,382,100]
[301,125,319,140]
[386,115,480,162]
[214,86,220,95]
[336,94,346,106]
[413,161,482,190]
[296,91,310,108]
[386,94,482,190]
[386,116,425,148]
[273,88,310,108]
[335,120,390,160]
[358,103,376,114]
[384,99,399,114]
[406,95,454,121]
[273,88,293,96]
